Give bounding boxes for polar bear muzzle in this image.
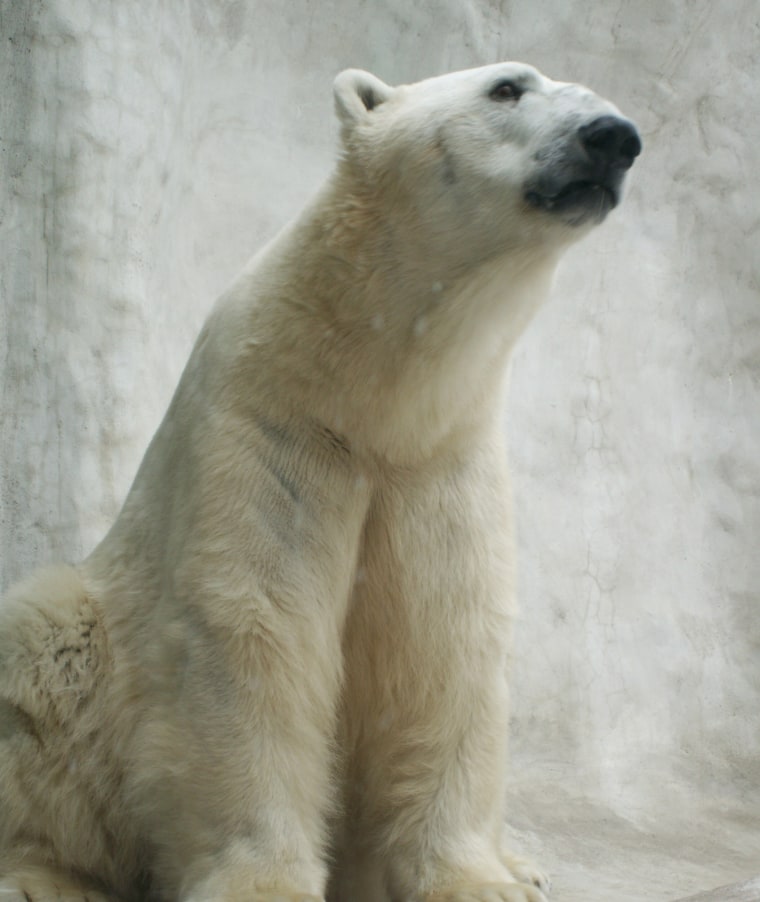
[526,114,641,226]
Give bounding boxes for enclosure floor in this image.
[674,877,760,901]
[504,761,760,902]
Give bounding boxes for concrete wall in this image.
[1,2,758,899]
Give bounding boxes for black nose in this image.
[579,115,642,170]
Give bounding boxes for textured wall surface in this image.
[1,2,758,900]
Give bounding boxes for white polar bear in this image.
[0,62,640,902]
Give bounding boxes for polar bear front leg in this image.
[138,606,340,902]
[340,429,549,902]
[107,422,373,902]
[145,557,354,902]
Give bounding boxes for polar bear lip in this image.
[525,180,617,224]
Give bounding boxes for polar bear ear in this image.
[333,69,395,130]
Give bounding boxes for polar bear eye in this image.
[489,80,523,102]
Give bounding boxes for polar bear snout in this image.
[579,115,641,172]
[525,112,641,228]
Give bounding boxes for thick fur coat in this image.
[0,62,639,902]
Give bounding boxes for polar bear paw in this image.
[186,894,322,902]
[0,875,115,901]
[243,896,323,902]
[423,882,549,902]
[501,853,552,896]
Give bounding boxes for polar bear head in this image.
[333,62,641,263]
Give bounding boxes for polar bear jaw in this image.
[334,62,641,258]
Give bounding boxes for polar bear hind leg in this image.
[0,567,136,900]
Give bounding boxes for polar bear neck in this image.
[218,175,561,463]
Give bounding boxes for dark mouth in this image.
[525,180,618,224]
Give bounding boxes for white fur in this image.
[0,63,635,902]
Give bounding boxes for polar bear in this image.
[0,62,640,902]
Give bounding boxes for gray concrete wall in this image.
[1,2,758,899]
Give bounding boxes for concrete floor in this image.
[504,762,760,902]
[676,878,760,902]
